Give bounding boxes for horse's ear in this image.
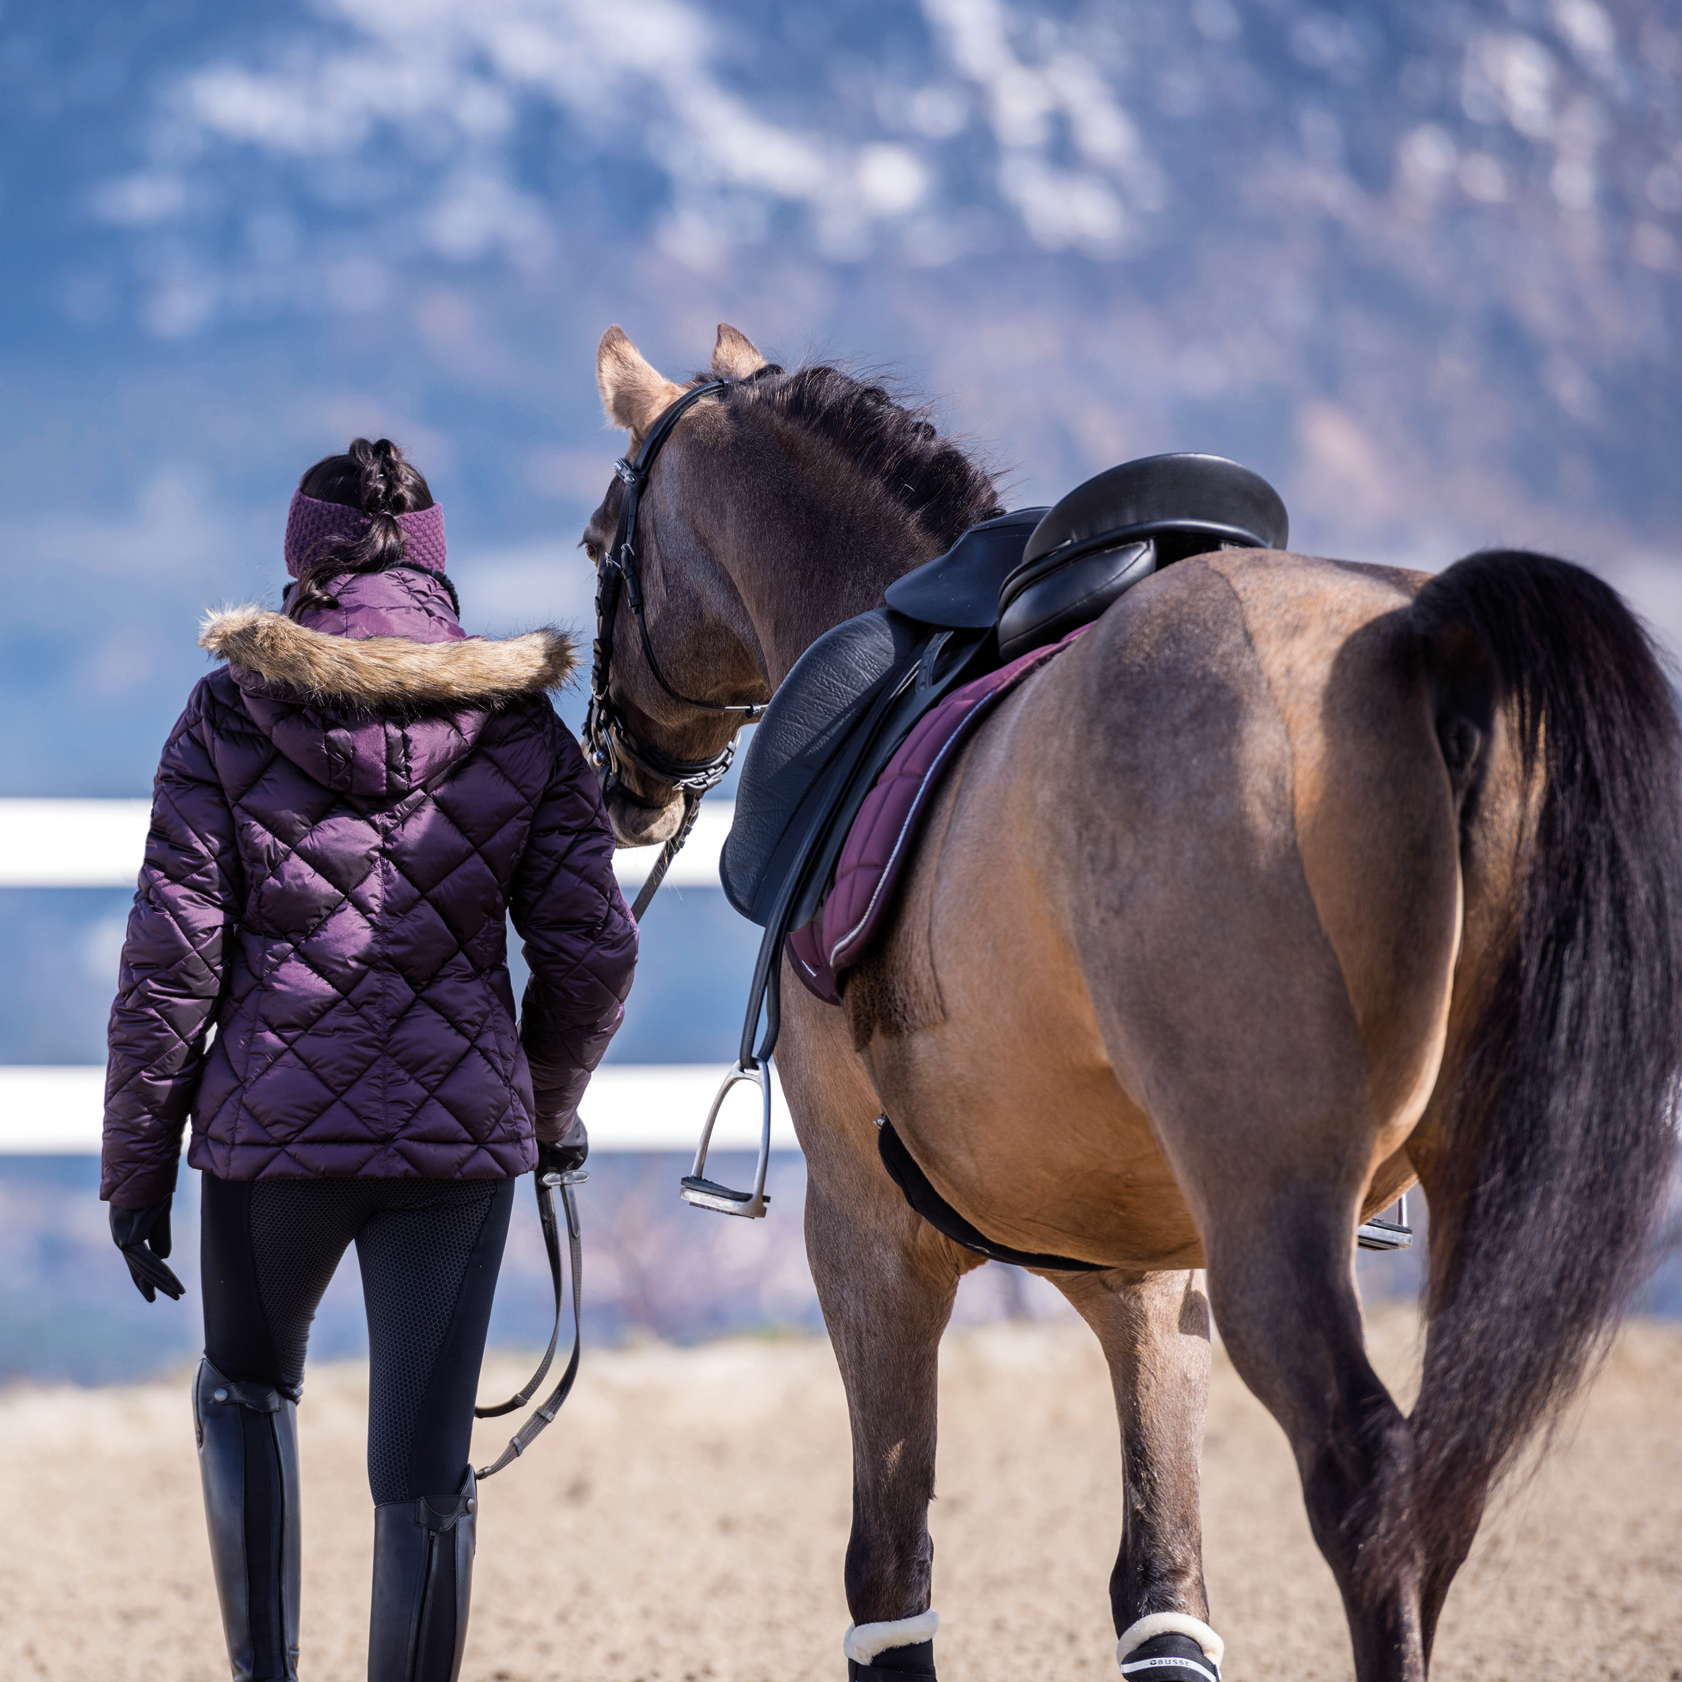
[597,326,683,434]
[712,322,767,380]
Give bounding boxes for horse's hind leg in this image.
[1202,1202,1425,1682]
[1056,1267,1223,1676]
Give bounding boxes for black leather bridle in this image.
[583,377,767,918]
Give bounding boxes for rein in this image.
[474,379,775,1471]
[472,1163,586,1478]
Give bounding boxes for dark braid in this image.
[287,438,460,617]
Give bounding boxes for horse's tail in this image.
[1401,549,1682,1579]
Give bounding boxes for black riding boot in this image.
[368,1469,477,1682]
[194,1357,302,1682]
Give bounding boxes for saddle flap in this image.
[883,508,1049,628]
[721,608,913,924]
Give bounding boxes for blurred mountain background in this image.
[3,0,1680,1381]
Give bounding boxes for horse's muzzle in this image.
[604,785,689,848]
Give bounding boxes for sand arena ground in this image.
[6,1306,1679,1680]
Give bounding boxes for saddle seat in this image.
[998,451,1287,660]
[720,453,1288,969]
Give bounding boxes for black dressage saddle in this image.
[720,453,1289,934]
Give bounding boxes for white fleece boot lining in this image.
[1117,1613,1225,1672]
[844,1610,941,1664]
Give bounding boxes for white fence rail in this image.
[0,798,734,892]
[0,1065,794,1155]
[0,799,773,1155]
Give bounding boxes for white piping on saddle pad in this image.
[843,1610,941,1664]
[1117,1613,1225,1674]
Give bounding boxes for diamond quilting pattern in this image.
[100,639,638,1208]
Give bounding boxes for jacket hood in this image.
[200,605,577,708]
[200,588,577,800]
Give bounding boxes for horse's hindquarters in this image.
[852,551,1458,1270]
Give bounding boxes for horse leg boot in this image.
[1057,1268,1223,1682]
[368,1469,477,1682]
[194,1357,303,1682]
[805,1175,969,1682]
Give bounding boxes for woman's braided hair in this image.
[287,437,460,617]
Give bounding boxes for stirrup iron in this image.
[681,1058,775,1218]
[1356,1192,1413,1251]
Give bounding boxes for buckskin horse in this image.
[577,323,1682,1682]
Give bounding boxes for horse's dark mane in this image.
[720,364,1003,550]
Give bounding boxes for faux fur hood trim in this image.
[199,605,578,707]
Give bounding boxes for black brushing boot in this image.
[1117,1615,1225,1682]
[194,1358,302,1682]
[1119,1633,1221,1682]
[368,1469,477,1682]
[843,1613,941,1682]
[848,1639,937,1681]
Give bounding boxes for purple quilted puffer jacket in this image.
[100,567,637,1208]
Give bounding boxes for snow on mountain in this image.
[2,0,1679,785]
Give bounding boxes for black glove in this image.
[537,1116,589,1180]
[109,1198,186,1303]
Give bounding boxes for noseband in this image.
[583,377,767,916]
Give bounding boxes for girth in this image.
[877,1117,1104,1272]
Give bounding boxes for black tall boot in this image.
[194,1358,302,1681]
[368,1469,477,1682]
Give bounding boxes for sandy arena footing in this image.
[6,1306,1679,1680]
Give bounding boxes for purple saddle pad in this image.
[787,627,1085,1003]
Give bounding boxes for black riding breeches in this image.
[200,1175,515,1507]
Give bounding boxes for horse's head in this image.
[580,323,1003,848]
[581,323,775,847]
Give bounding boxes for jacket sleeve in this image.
[101,684,241,1208]
[510,723,639,1140]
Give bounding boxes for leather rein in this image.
[582,376,768,918]
[472,380,773,1472]
[472,1156,585,1478]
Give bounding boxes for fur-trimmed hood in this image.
[200,606,576,708]
[198,597,579,799]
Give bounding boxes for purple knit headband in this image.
[284,490,448,578]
